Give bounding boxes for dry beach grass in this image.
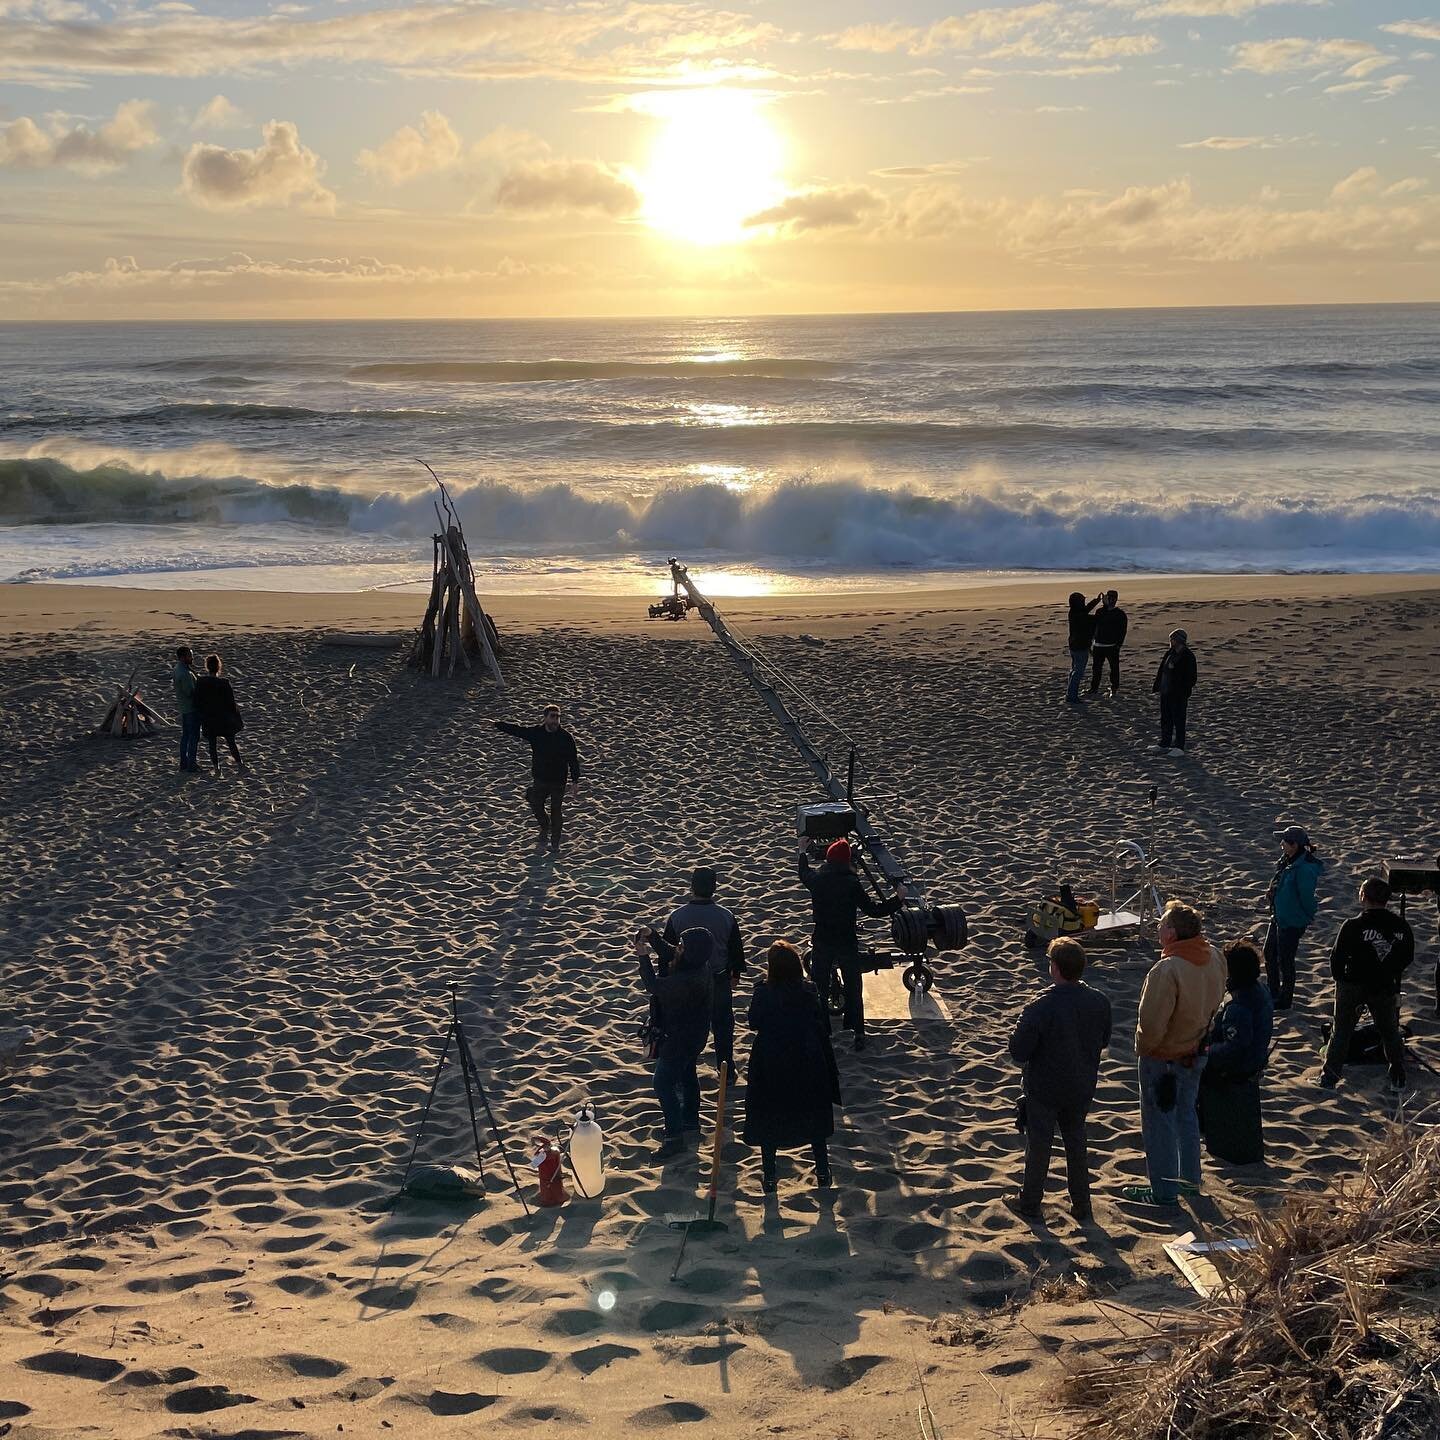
[0,577,1438,1438]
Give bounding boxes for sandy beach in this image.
[3,573,1439,1439]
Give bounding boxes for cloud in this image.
[181,120,335,212]
[1330,167,1379,201]
[871,161,977,178]
[1381,21,1440,43]
[1132,0,1325,15]
[0,1,778,85]
[744,185,883,233]
[192,94,245,132]
[1179,134,1306,150]
[494,157,640,217]
[1231,37,1380,74]
[357,110,460,184]
[0,98,157,174]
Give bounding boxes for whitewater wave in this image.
[4,455,1438,573]
[138,355,847,383]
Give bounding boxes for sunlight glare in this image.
[640,90,786,247]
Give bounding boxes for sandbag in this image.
[403,1164,484,1202]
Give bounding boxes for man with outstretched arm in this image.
[493,703,580,852]
[797,837,905,1053]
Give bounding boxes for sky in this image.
[1,0,1439,319]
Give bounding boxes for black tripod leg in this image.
[395,1020,455,1201]
[455,1037,488,1181]
[457,1026,532,1217]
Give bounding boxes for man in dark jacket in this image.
[797,837,905,1052]
[1007,937,1112,1222]
[1088,590,1128,696]
[1198,940,1273,1164]
[1320,878,1415,1093]
[1066,591,1102,704]
[1148,629,1197,756]
[658,866,746,1082]
[634,926,714,1158]
[494,703,580,851]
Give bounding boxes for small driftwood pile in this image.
[408,467,504,687]
[99,667,164,736]
[1067,1124,1440,1439]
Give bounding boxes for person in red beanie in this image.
[796,836,906,1052]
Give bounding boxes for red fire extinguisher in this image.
[532,1136,567,1208]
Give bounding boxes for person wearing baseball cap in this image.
[796,836,906,1052]
[1263,823,1325,1010]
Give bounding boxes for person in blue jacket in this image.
[1264,824,1324,1010]
[1199,940,1274,1164]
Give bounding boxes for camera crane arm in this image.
[661,559,966,990]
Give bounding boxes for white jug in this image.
[568,1102,605,1198]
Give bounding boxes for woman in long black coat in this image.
[193,652,247,772]
[743,940,840,1193]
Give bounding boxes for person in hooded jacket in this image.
[1066,591,1102,704]
[1123,900,1226,1207]
[1264,823,1324,1010]
[743,940,840,1195]
[797,837,905,1052]
[633,926,714,1159]
[193,653,246,772]
[1320,877,1415,1093]
[1198,940,1273,1164]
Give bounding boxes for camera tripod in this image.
[394,989,531,1215]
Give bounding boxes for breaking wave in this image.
[4,455,1438,574]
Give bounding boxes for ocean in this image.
[1,305,1437,594]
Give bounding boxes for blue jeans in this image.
[1067,648,1089,702]
[653,1053,700,1138]
[179,713,201,769]
[1138,1054,1206,1202]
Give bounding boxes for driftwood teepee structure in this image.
[408,466,505,687]
[98,666,165,736]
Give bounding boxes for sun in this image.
[639,90,786,247]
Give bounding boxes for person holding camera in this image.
[1066,591,1102,705]
[1006,937,1112,1223]
[493,703,580,852]
[1263,823,1324,1010]
[657,866,747,1083]
[796,837,905,1052]
[632,926,714,1159]
[1319,878,1415,1094]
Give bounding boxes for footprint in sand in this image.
[271,1353,348,1379]
[630,1401,710,1427]
[424,1390,500,1416]
[824,1354,887,1390]
[164,1384,257,1414]
[21,1351,126,1383]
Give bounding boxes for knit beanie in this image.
[825,839,852,865]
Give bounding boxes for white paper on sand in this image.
[1163,1231,1256,1297]
[862,967,952,1024]
[1093,909,1143,932]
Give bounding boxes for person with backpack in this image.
[1319,878,1415,1094]
[797,837,905,1052]
[743,940,840,1195]
[193,652,246,773]
[658,866,746,1082]
[1264,823,1324,1010]
[1148,629,1197,756]
[1066,591,1102,705]
[1088,589,1128,697]
[633,926,714,1159]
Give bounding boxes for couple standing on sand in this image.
[172,646,246,774]
[1066,591,1197,756]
